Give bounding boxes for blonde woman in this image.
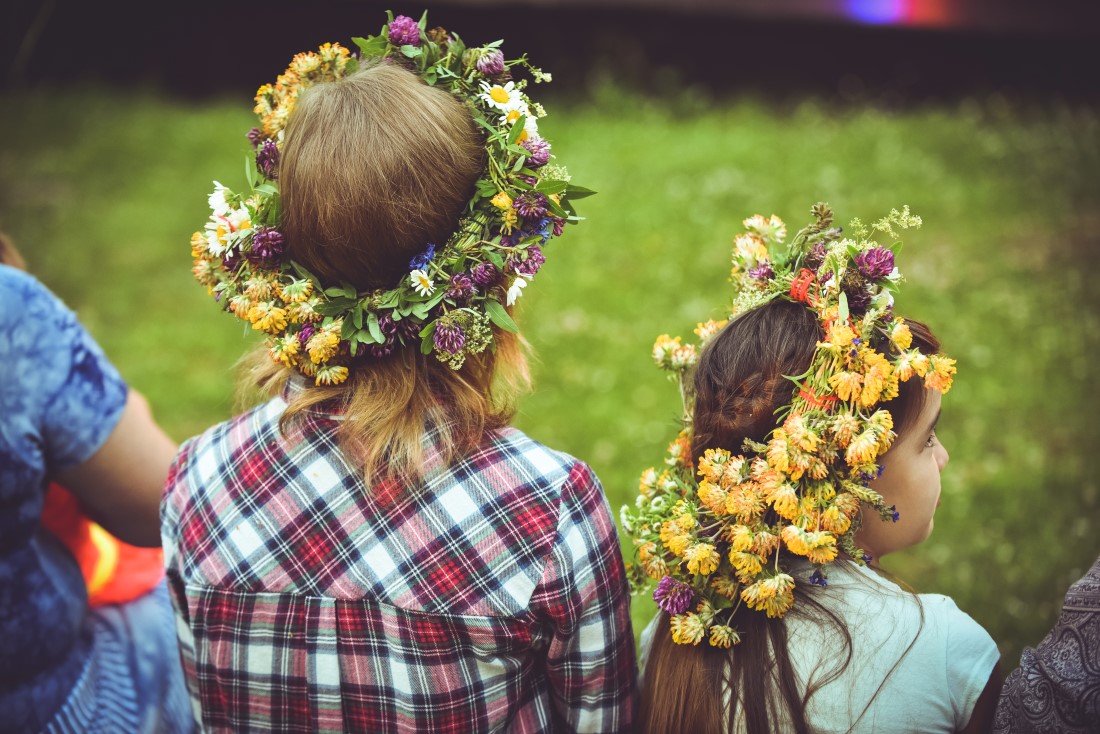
[161,16,636,733]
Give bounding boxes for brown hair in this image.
[638,298,941,734]
[242,61,529,482]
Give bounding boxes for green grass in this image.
[2,82,1098,674]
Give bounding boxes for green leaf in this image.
[244,155,256,189]
[353,36,387,58]
[423,68,438,85]
[344,57,359,75]
[564,184,597,200]
[254,183,278,196]
[323,284,356,299]
[420,323,436,354]
[367,312,384,343]
[417,9,429,29]
[484,299,519,333]
[352,306,363,329]
[401,45,423,59]
[535,179,570,195]
[507,116,526,145]
[838,291,850,323]
[486,250,505,270]
[340,318,356,339]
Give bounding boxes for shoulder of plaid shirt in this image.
[160,377,638,734]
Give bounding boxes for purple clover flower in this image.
[508,245,545,277]
[805,242,828,271]
[408,244,436,271]
[445,273,476,303]
[399,317,420,339]
[256,139,280,180]
[854,247,895,280]
[370,341,396,359]
[810,568,829,586]
[247,127,264,148]
[476,49,505,75]
[388,15,420,46]
[551,216,565,238]
[653,576,694,616]
[222,250,244,273]
[514,191,549,221]
[521,137,551,167]
[249,227,286,266]
[433,322,466,355]
[378,314,398,336]
[748,262,775,281]
[862,553,874,564]
[297,323,316,349]
[470,261,501,287]
[846,287,872,311]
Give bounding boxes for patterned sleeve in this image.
[993,555,1100,734]
[528,461,637,733]
[0,268,128,469]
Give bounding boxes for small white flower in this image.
[505,276,528,306]
[479,80,525,111]
[208,181,230,216]
[886,266,902,282]
[409,269,434,296]
[619,506,634,533]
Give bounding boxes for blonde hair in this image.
[0,232,26,270]
[240,60,530,483]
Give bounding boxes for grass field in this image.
[2,81,1098,673]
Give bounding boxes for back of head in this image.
[280,62,485,290]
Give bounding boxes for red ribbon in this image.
[789,268,819,305]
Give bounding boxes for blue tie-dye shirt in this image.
[0,265,128,729]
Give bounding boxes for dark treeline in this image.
[5,0,1100,105]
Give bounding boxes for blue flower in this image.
[408,244,436,271]
[810,568,828,586]
[889,505,900,523]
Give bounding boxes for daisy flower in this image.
[479,80,525,111]
[409,269,435,296]
[506,276,528,306]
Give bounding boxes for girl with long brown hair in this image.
[160,16,635,733]
[627,206,1001,733]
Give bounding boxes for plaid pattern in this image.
[161,380,636,733]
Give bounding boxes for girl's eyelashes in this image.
[925,432,937,448]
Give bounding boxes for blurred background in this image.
[3,0,1099,675]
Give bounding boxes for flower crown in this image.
[622,203,957,648]
[189,11,591,385]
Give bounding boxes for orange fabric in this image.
[40,483,164,607]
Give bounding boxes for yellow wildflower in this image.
[894,352,916,382]
[670,613,707,645]
[709,624,740,648]
[925,355,956,393]
[670,344,698,370]
[697,448,731,483]
[753,530,780,557]
[278,278,314,304]
[822,504,851,534]
[784,413,820,452]
[782,524,811,556]
[730,525,755,552]
[500,207,519,235]
[490,191,513,210]
[733,233,769,262]
[245,275,275,301]
[830,371,863,402]
[644,556,669,580]
[684,543,721,576]
[766,429,791,474]
[910,351,931,378]
[711,575,741,600]
[845,430,881,466]
[762,588,796,618]
[804,531,839,565]
[666,533,691,557]
[698,480,728,515]
[307,324,341,364]
[767,482,800,521]
[268,336,300,367]
[639,467,658,496]
[190,231,209,258]
[726,485,765,522]
[827,322,857,349]
[694,319,728,345]
[248,301,289,334]
[891,319,913,349]
[315,364,349,386]
[652,334,682,368]
[729,550,765,582]
[720,456,747,488]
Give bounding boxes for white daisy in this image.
[208,181,231,216]
[409,269,434,296]
[479,80,525,112]
[506,276,527,306]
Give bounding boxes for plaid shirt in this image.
[161,380,636,733]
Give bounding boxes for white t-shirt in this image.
[641,561,1000,733]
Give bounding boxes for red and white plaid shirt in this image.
[161,379,636,733]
